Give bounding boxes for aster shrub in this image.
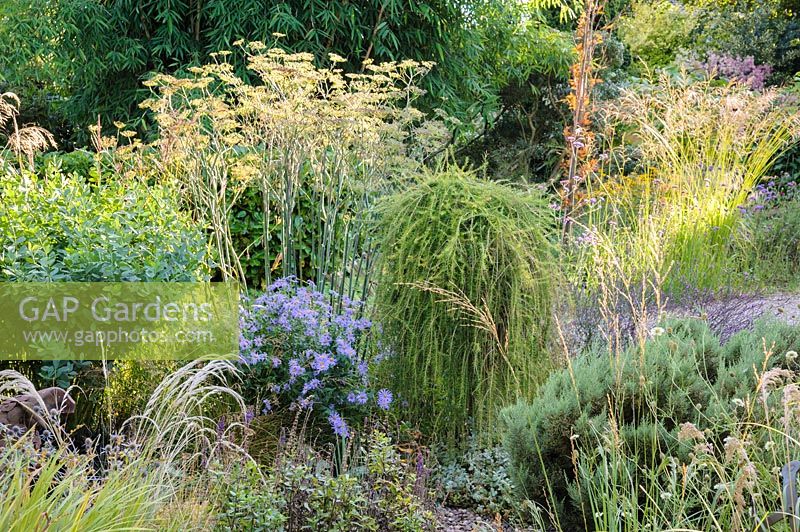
[238,277,392,439]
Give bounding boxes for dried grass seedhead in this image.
[0,92,57,168]
[0,92,21,129]
[7,126,57,161]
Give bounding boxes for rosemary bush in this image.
[374,169,556,441]
[501,318,800,530]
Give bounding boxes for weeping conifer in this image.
[374,169,556,441]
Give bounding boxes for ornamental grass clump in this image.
[0,360,246,531]
[575,76,800,295]
[374,169,556,442]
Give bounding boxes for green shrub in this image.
[575,318,800,530]
[687,0,800,83]
[214,431,432,531]
[0,160,210,408]
[501,318,800,529]
[0,163,210,282]
[617,1,695,71]
[374,169,556,441]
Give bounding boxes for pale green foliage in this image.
[433,436,522,519]
[374,169,556,441]
[0,162,209,282]
[618,1,696,70]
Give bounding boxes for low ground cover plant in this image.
[215,430,432,531]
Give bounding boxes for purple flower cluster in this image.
[328,410,349,438]
[692,52,773,91]
[377,389,393,410]
[740,178,798,215]
[239,277,393,438]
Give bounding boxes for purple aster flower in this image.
[377,389,393,410]
[268,277,292,292]
[262,398,272,414]
[336,338,356,360]
[328,410,349,438]
[302,378,321,395]
[347,390,368,405]
[288,359,305,378]
[272,356,282,368]
[311,351,337,372]
[296,396,314,410]
[239,336,252,351]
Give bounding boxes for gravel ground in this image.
[434,507,538,532]
[662,290,800,340]
[699,291,800,325]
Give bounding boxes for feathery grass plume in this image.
[0,92,21,130]
[0,360,248,531]
[576,75,800,296]
[374,168,556,442]
[0,91,57,168]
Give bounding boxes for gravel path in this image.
[434,507,538,532]
[663,290,800,340]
